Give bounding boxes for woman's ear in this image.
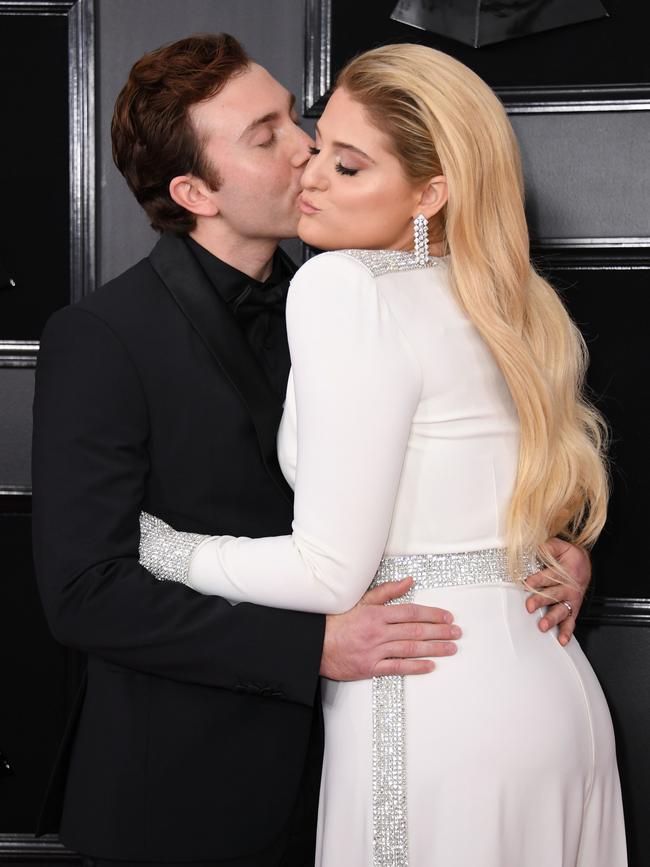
[414,175,447,220]
[169,174,220,218]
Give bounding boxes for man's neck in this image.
[189,225,278,282]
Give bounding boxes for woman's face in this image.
[298,87,433,252]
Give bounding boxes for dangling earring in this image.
[413,214,429,267]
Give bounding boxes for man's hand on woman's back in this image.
[320,577,460,680]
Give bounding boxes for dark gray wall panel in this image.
[511,111,650,245]
[0,370,33,490]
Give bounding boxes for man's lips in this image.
[298,195,320,215]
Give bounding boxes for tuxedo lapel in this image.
[149,234,293,503]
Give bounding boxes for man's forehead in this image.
[191,63,291,138]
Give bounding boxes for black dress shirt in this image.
[185,236,293,399]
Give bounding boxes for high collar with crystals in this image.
[334,248,445,278]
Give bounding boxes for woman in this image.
[140,45,626,866]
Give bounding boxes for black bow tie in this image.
[231,278,290,323]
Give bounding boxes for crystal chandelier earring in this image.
[413,213,429,266]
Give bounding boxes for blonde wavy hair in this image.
[337,44,609,582]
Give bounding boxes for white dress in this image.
[142,250,627,866]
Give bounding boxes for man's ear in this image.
[414,175,447,221]
[169,174,219,218]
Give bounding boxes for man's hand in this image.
[524,538,591,646]
[320,577,460,681]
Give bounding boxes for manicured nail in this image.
[451,626,461,638]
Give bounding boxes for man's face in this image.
[190,63,313,242]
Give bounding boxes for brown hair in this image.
[112,33,250,234]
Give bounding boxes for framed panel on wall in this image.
[0,3,94,863]
[306,0,650,109]
[0,0,95,371]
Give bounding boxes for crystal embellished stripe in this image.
[369,548,539,867]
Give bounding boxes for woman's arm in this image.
[141,253,421,614]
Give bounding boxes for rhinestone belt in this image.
[369,548,539,867]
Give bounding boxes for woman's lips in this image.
[298,195,320,215]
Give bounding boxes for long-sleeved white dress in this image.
[140,249,627,866]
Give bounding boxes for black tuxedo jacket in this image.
[31,233,326,863]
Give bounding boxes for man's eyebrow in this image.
[314,122,375,162]
[239,93,297,141]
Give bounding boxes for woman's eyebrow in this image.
[315,123,376,163]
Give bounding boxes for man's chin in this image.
[272,219,301,242]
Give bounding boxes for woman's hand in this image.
[524,539,591,645]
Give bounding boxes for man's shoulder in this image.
[47,241,177,341]
[76,253,162,320]
[40,243,178,360]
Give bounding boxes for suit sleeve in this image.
[185,253,422,613]
[31,305,324,706]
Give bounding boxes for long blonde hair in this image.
[337,44,609,579]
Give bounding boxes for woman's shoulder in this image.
[287,251,380,313]
[288,250,448,319]
[291,250,378,284]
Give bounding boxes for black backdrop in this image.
[328,0,650,90]
[0,15,70,341]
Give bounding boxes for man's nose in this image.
[290,125,315,168]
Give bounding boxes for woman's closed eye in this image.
[335,159,358,176]
[308,146,359,176]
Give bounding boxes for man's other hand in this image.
[320,577,460,681]
[525,539,591,646]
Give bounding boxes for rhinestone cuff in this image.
[370,548,539,867]
[139,511,205,586]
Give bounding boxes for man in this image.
[32,33,590,867]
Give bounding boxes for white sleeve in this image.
[188,253,422,614]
